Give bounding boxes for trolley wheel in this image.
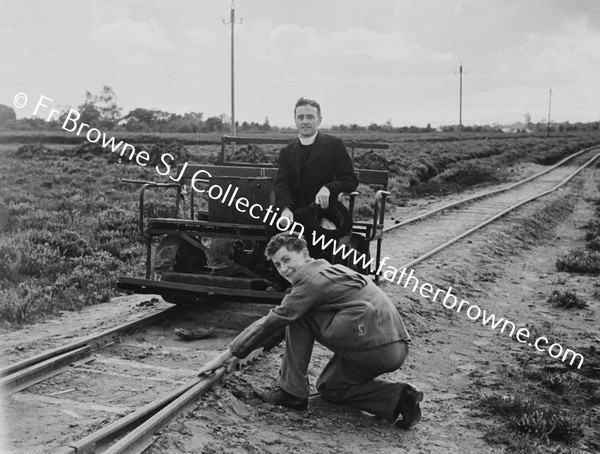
[153,235,208,305]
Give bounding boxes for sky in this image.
[1,0,600,128]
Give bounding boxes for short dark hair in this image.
[265,233,307,259]
[294,97,321,117]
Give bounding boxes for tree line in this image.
[1,86,598,134]
[0,86,273,134]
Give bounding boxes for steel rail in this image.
[0,306,176,395]
[383,144,600,233]
[398,151,600,271]
[57,349,263,454]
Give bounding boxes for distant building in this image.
[501,122,532,133]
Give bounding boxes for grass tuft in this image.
[556,249,600,274]
[480,394,583,444]
[547,290,588,309]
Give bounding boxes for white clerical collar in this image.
[298,132,318,145]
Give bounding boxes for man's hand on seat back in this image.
[282,207,294,223]
[315,186,330,208]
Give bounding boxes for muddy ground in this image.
[2,170,599,453]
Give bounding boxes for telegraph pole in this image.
[223,1,242,142]
[459,64,463,141]
[547,88,552,138]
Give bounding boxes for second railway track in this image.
[382,145,600,269]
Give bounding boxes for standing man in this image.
[198,233,423,429]
[275,97,358,222]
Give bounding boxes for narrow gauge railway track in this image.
[382,145,600,269]
[0,307,176,396]
[4,145,600,454]
[2,302,272,454]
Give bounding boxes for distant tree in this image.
[368,123,380,131]
[95,85,121,128]
[58,86,121,129]
[122,108,156,130]
[75,91,102,126]
[202,116,224,132]
[182,112,204,132]
[0,104,16,126]
[261,117,271,131]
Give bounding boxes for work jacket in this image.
[229,259,410,359]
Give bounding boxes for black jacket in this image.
[274,132,358,209]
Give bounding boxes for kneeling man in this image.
[197,233,423,428]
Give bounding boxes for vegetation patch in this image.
[556,249,600,274]
[547,290,588,309]
[0,153,146,326]
[214,143,277,165]
[14,142,52,158]
[479,394,583,444]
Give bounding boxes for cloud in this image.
[268,23,322,58]
[185,28,217,44]
[491,15,600,107]
[453,0,463,15]
[265,23,423,63]
[89,17,175,51]
[326,27,421,61]
[529,18,600,80]
[427,50,455,62]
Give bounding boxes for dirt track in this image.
[143,170,600,453]
[2,170,599,453]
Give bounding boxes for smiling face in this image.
[270,246,311,282]
[294,104,322,138]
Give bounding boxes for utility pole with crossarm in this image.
[223,1,242,143]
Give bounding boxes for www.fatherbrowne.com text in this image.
[310,231,585,369]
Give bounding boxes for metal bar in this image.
[117,277,284,301]
[0,346,90,396]
[60,349,264,454]
[57,375,207,454]
[103,350,263,454]
[139,184,151,237]
[145,236,152,279]
[220,135,389,149]
[190,184,195,220]
[104,370,226,454]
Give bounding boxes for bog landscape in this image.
[1,111,600,452]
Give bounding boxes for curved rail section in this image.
[398,150,600,270]
[384,144,600,234]
[56,349,263,454]
[0,307,176,396]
